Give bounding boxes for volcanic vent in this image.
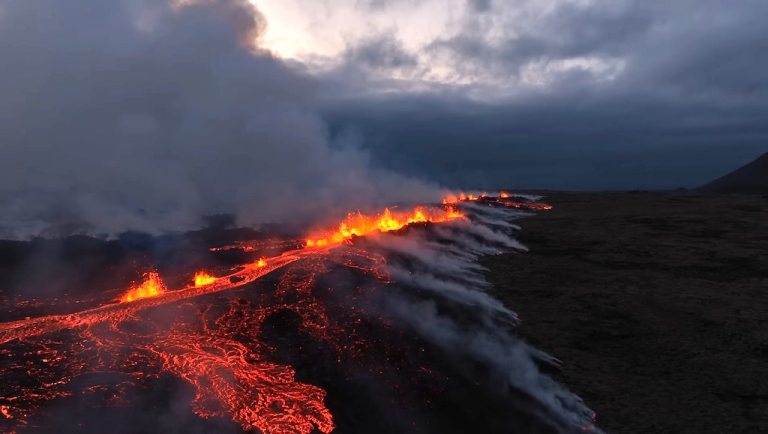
[0,193,597,434]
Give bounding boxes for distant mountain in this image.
[699,152,768,193]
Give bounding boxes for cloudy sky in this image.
[258,0,767,189]
[0,0,765,236]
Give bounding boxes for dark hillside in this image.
[699,152,768,193]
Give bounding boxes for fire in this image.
[119,271,167,303]
[305,206,464,248]
[193,271,217,287]
[250,258,267,269]
[442,191,554,211]
[442,192,487,205]
[0,195,566,434]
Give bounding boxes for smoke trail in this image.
[0,0,436,239]
[365,206,598,431]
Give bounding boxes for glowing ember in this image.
[119,271,167,303]
[306,206,464,248]
[193,271,217,287]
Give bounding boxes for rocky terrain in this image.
[485,191,768,433]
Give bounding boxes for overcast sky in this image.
[258,0,768,190]
[0,0,765,236]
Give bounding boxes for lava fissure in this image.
[0,196,600,434]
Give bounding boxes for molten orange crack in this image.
[119,271,167,303]
[154,328,335,434]
[305,206,464,248]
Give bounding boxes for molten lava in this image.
[193,271,217,287]
[119,271,167,303]
[306,206,464,248]
[442,192,486,205]
[0,195,566,434]
[443,191,554,211]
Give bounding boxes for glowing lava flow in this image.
[148,307,335,434]
[305,206,464,248]
[0,204,463,434]
[0,204,464,348]
[442,192,485,204]
[0,251,313,347]
[444,191,554,211]
[119,271,167,302]
[0,247,335,434]
[193,271,217,287]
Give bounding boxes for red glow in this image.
[443,191,554,211]
[119,272,167,303]
[305,206,464,248]
[0,202,461,433]
[193,271,217,287]
[0,196,550,433]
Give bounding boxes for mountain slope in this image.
[699,152,768,193]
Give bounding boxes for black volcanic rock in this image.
[485,191,768,434]
[699,152,768,193]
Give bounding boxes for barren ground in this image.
[484,191,768,434]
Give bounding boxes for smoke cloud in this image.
[0,0,436,239]
[362,208,597,430]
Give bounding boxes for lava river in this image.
[0,194,596,434]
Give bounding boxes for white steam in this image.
[366,207,598,431]
[0,0,436,239]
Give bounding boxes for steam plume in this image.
[0,0,435,239]
[363,208,598,430]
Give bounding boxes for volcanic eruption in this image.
[0,193,599,434]
[0,1,600,433]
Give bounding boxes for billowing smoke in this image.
[363,207,597,430]
[0,0,436,239]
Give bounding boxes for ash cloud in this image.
[0,0,436,239]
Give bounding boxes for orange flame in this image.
[306,206,464,248]
[119,271,167,303]
[193,271,217,287]
[442,192,488,205]
[443,191,554,211]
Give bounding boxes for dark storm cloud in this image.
[323,0,768,190]
[0,0,435,239]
